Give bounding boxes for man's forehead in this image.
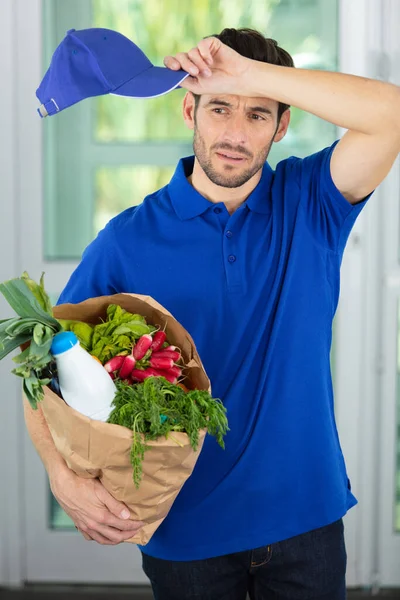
[201,94,276,110]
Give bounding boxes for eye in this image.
[250,114,264,121]
[212,108,226,114]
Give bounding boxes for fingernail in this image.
[203,69,212,77]
[120,509,130,519]
[190,67,199,75]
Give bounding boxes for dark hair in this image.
[192,28,295,122]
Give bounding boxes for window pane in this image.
[95,165,174,233]
[92,0,338,148]
[50,491,75,530]
[44,0,338,259]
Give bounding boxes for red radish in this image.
[164,345,179,352]
[144,367,162,377]
[150,330,167,352]
[152,350,181,362]
[150,356,174,370]
[133,334,153,360]
[104,355,125,373]
[109,372,116,380]
[131,367,159,382]
[119,354,136,379]
[150,368,178,384]
[131,369,148,382]
[166,365,182,379]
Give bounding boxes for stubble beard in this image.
[192,122,276,189]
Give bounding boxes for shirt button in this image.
[226,230,233,238]
[228,255,236,263]
[214,207,222,214]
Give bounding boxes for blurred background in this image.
[0,0,399,597]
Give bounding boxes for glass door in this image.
[17,0,339,583]
[16,0,146,583]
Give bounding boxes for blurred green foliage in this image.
[92,0,337,144]
[95,165,174,232]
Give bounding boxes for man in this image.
[25,27,400,599]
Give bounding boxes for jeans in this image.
[141,518,347,600]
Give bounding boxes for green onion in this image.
[0,273,62,409]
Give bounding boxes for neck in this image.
[187,157,262,215]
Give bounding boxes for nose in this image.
[220,113,248,147]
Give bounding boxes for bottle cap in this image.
[50,331,79,355]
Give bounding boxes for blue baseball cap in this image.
[36,27,190,118]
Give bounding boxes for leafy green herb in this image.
[89,304,156,363]
[107,377,229,489]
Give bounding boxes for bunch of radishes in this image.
[103,331,183,385]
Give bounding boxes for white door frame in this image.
[377,0,400,587]
[340,0,400,589]
[0,0,26,587]
[337,0,400,589]
[336,0,383,589]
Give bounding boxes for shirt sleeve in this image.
[56,219,123,305]
[292,139,374,256]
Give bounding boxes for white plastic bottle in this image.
[50,331,117,421]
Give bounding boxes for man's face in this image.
[186,94,289,189]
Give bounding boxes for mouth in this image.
[216,152,247,163]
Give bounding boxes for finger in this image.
[100,524,140,543]
[163,56,181,70]
[81,531,94,541]
[174,52,201,76]
[198,46,213,66]
[86,521,139,543]
[178,77,200,93]
[187,48,212,76]
[94,480,134,521]
[99,510,145,532]
[75,523,95,541]
[198,36,219,63]
[85,528,119,546]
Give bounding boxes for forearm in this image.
[23,396,68,480]
[242,60,400,135]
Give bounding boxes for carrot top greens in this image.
[107,377,229,489]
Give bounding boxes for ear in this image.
[182,92,196,130]
[274,109,291,143]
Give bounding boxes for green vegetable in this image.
[107,377,229,489]
[113,322,150,337]
[0,277,59,327]
[21,271,53,315]
[69,322,93,351]
[89,304,155,363]
[0,274,62,409]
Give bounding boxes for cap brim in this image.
[111,66,190,99]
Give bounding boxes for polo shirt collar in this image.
[168,155,273,220]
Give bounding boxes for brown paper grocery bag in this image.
[38,293,211,545]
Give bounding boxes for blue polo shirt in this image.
[57,139,372,561]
